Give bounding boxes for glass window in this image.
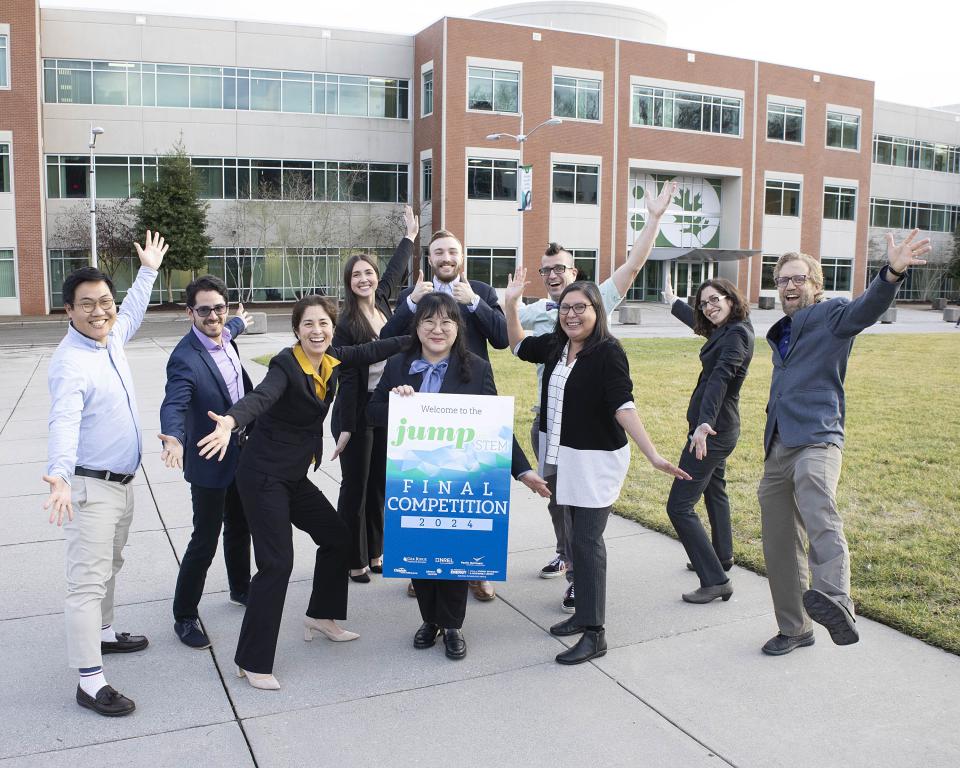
[95,158,130,198]
[251,160,282,199]
[821,258,852,291]
[422,69,433,116]
[156,65,189,107]
[468,67,519,113]
[281,71,312,113]
[0,34,8,88]
[764,180,801,216]
[92,63,127,105]
[192,159,224,199]
[760,254,779,290]
[767,103,804,143]
[422,158,432,201]
[571,250,597,282]
[55,61,93,104]
[823,185,856,221]
[339,76,368,116]
[466,247,516,288]
[826,111,859,150]
[631,85,740,136]
[0,144,10,193]
[190,67,222,109]
[467,158,517,201]
[552,163,598,205]
[553,76,600,121]
[250,70,281,111]
[0,250,14,298]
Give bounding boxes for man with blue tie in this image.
[159,275,254,651]
[43,231,168,717]
[758,230,931,656]
[514,182,676,614]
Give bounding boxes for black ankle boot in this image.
[555,628,607,665]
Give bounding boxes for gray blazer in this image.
[764,267,901,454]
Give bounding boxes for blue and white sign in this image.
[382,392,515,581]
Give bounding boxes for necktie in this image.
[777,318,792,360]
[545,302,559,311]
[409,358,449,393]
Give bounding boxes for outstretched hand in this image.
[42,475,73,526]
[403,204,419,241]
[197,411,236,462]
[158,433,184,469]
[662,270,677,305]
[650,455,693,481]
[504,266,529,306]
[519,471,551,498]
[234,302,254,330]
[646,181,678,220]
[133,230,168,270]
[688,423,717,460]
[886,228,930,277]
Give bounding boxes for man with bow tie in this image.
[514,182,677,614]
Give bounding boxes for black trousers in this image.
[172,481,250,620]
[666,432,738,588]
[234,470,350,674]
[335,424,387,570]
[412,579,469,629]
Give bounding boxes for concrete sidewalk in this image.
[1,332,958,767]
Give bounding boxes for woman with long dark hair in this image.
[662,275,754,603]
[504,274,690,665]
[331,205,418,583]
[367,293,549,660]
[198,295,407,690]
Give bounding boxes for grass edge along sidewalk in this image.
[254,333,960,655]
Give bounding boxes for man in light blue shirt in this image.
[43,231,168,717]
[517,182,676,613]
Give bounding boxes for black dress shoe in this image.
[369,562,383,574]
[443,628,467,660]
[76,684,136,717]
[101,632,149,654]
[761,631,815,656]
[549,616,586,637]
[413,622,441,649]
[556,629,607,665]
[803,589,859,646]
[350,571,371,584]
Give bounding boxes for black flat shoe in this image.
[76,684,136,716]
[549,616,586,637]
[349,571,371,584]
[369,562,383,574]
[101,632,149,654]
[803,589,859,646]
[556,629,607,665]
[413,622,441,649]
[443,628,467,660]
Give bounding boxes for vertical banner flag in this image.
[518,164,533,211]
[382,392,515,581]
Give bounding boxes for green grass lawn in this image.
[256,335,960,654]
[490,334,960,655]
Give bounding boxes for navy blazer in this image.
[379,279,509,361]
[763,268,901,454]
[366,349,532,479]
[160,317,253,489]
[671,300,754,435]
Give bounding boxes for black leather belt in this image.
[75,466,136,485]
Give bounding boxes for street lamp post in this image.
[486,115,562,267]
[88,125,104,268]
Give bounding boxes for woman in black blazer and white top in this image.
[367,293,549,661]
[330,205,418,582]
[504,273,690,665]
[198,295,407,690]
[662,276,753,604]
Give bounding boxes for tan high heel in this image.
[236,666,280,690]
[303,617,360,643]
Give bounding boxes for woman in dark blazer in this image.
[662,275,754,604]
[198,295,407,690]
[331,206,418,582]
[504,274,689,666]
[367,293,548,661]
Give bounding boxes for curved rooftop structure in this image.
[473,1,668,44]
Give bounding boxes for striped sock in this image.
[79,666,107,697]
[100,624,117,642]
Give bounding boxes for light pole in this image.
[486,115,562,267]
[88,125,104,268]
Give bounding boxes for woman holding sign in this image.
[504,274,691,665]
[368,293,549,661]
[198,295,407,690]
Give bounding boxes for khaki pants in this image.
[758,437,850,637]
[63,476,135,669]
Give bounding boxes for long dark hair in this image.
[408,293,472,383]
[692,278,750,338]
[551,281,618,358]
[291,294,338,336]
[340,253,381,343]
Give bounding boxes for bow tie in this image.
[545,302,559,311]
[409,358,449,393]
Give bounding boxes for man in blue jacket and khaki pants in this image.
[759,229,931,656]
[159,275,254,650]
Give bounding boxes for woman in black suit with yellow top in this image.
[367,293,549,660]
[198,295,407,690]
[331,205,418,583]
[662,274,754,604]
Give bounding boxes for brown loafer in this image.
[469,580,495,601]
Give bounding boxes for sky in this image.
[40,0,960,110]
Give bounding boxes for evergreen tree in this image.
[136,140,210,302]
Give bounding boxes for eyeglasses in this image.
[191,304,228,318]
[774,274,810,287]
[558,302,591,316]
[419,318,456,333]
[538,265,571,277]
[73,297,115,314]
[698,295,727,311]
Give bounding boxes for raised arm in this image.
[158,353,195,469]
[114,230,167,345]
[503,267,531,351]
[377,206,418,302]
[331,335,409,368]
[611,181,676,297]
[662,269,696,330]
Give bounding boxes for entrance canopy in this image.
[648,248,760,262]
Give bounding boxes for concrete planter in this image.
[758,296,775,310]
[618,305,642,325]
[879,307,897,324]
[931,298,947,310]
[943,307,960,323]
[246,311,269,334]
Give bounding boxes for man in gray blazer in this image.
[758,230,931,656]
